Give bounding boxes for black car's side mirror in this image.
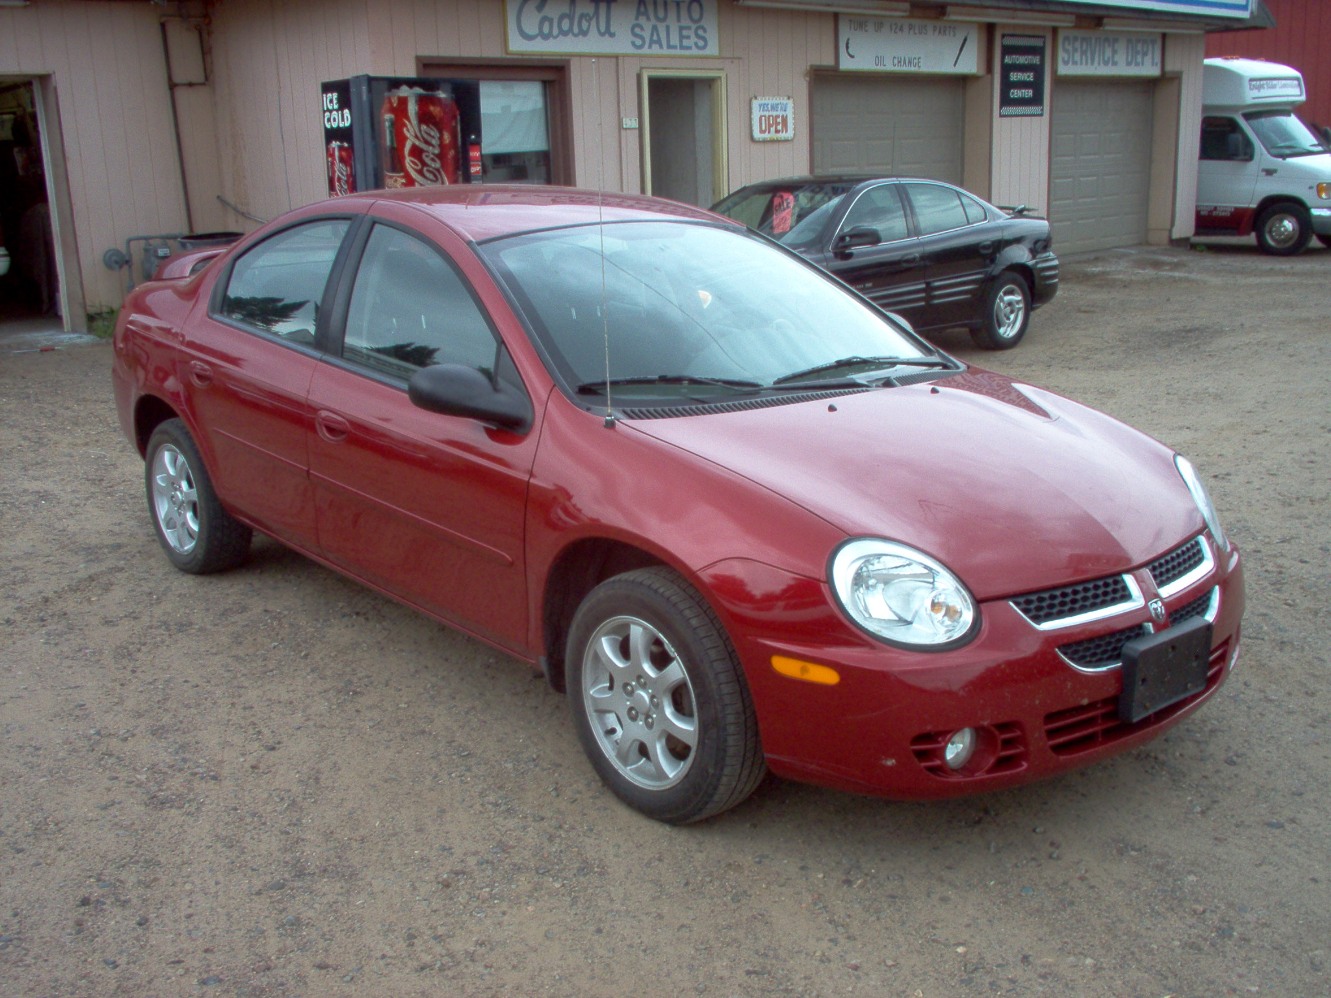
[833,226,881,256]
[408,363,533,433]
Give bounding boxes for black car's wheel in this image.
[972,271,1030,350]
[566,567,766,824]
[1255,202,1312,256]
[145,419,252,574]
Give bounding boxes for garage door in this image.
[1050,81,1154,254]
[812,75,964,185]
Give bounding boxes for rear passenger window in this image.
[219,219,350,343]
[904,183,970,236]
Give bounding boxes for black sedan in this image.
[712,176,1059,349]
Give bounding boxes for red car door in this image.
[182,217,353,548]
[305,217,539,652]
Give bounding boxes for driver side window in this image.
[1200,117,1253,161]
[342,225,497,381]
[841,185,910,243]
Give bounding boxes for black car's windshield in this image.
[478,220,940,396]
[1245,110,1327,158]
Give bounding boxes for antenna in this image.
[592,56,616,428]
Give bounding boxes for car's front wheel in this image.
[972,271,1030,350]
[1255,202,1312,255]
[145,419,251,574]
[566,567,766,823]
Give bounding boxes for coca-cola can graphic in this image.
[326,141,355,197]
[381,86,459,188]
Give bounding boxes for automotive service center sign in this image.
[505,0,719,56]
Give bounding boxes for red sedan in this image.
[112,186,1244,823]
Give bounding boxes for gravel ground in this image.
[1,240,1328,997]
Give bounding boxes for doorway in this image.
[641,71,726,208]
[0,79,58,325]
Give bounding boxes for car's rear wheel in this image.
[972,271,1030,350]
[145,419,251,574]
[1255,202,1312,255]
[566,567,765,824]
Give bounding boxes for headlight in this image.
[830,539,977,648]
[1175,455,1230,552]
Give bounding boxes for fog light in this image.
[944,728,977,770]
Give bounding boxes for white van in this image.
[1196,57,1331,255]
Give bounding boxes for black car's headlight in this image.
[830,539,977,648]
[1175,455,1230,553]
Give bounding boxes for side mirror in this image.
[833,226,881,255]
[408,363,533,433]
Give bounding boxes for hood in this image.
[631,370,1203,600]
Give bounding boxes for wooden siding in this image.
[989,27,1053,216]
[0,0,189,311]
[204,0,828,215]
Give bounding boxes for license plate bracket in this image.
[1118,616,1212,723]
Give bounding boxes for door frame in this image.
[639,68,728,203]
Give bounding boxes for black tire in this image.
[1255,202,1312,256]
[566,567,766,824]
[971,271,1030,350]
[144,418,251,574]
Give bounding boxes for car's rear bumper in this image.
[1030,251,1059,307]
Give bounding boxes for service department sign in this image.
[505,0,719,57]
[1058,30,1162,77]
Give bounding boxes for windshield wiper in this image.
[576,374,764,395]
[772,355,953,386]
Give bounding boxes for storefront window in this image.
[479,81,551,184]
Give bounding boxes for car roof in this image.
[331,185,735,243]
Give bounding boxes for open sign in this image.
[751,97,795,143]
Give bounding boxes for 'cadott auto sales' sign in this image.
[505,0,720,57]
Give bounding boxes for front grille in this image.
[1011,576,1136,627]
[1149,537,1206,592]
[1172,588,1216,624]
[1058,624,1150,671]
[1043,639,1229,756]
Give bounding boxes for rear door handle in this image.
[977,241,995,255]
[315,410,350,443]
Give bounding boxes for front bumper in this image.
[707,532,1242,799]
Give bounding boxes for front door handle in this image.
[893,253,922,265]
[315,410,350,443]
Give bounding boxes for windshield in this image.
[712,183,858,247]
[478,220,935,397]
[1244,110,1327,158]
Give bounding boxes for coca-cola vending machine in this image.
[321,75,483,197]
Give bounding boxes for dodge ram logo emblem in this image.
[1149,599,1167,623]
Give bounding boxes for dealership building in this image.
[0,0,1274,329]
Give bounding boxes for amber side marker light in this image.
[771,656,841,686]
